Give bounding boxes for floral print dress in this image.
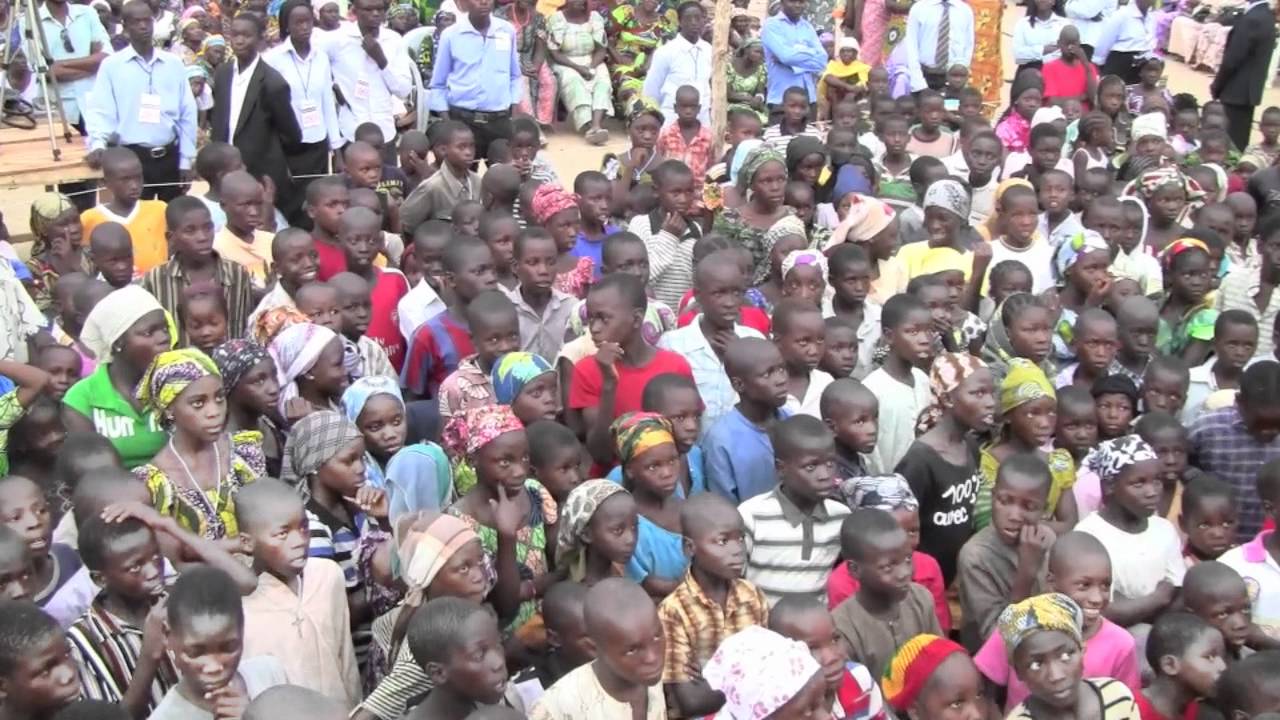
[135,431,266,539]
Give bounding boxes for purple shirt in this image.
[571,224,618,280]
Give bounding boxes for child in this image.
[763,86,824,150]
[1180,476,1239,565]
[404,598,513,720]
[771,598,891,720]
[865,294,935,474]
[437,291,520,421]
[0,601,79,720]
[626,160,701,309]
[906,90,957,157]
[656,86,713,180]
[701,625,829,718]
[507,227,576,361]
[879,634,984,720]
[1139,612,1227,720]
[1056,386,1099,475]
[1136,412,1200,525]
[1092,374,1140,441]
[1156,239,1218,365]
[1141,355,1191,418]
[831,508,943,680]
[79,148,168,274]
[398,221,452,344]
[1183,561,1253,661]
[658,493,769,718]
[989,183,1055,294]
[701,336,788,503]
[149,566,288,720]
[1076,435,1184,627]
[530,184,593,300]
[570,171,617,279]
[329,272,397,380]
[336,207,409,370]
[1184,310,1258,423]
[32,344,81,402]
[1039,169,1083,250]
[774,300,835,418]
[607,414,683,595]
[818,37,869,119]
[451,200,482,240]
[213,171,273,287]
[604,107,663,214]
[86,223,136,290]
[876,115,917,213]
[739,415,850,605]
[352,123,410,201]
[0,474,93,627]
[178,284,229,355]
[1058,309,1120,391]
[1116,295,1161,386]
[821,378,878,479]
[305,177,352,281]
[821,318,859,378]
[527,420,586,521]
[533,582,595,690]
[996,74,1044,154]
[191,141,245,234]
[246,228,317,333]
[975,532,1141,713]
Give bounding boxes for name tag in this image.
[354,78,371,100]
[299,100,322,129]
[495,32,511,52]
[138,93,162,124]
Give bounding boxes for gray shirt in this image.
[148,656,289,720]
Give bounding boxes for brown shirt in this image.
[956,525,1046,652]
[831,583,941,681]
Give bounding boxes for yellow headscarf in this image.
[914,246,973,280]
[979,178,1036,242]
[999,358,1056,415]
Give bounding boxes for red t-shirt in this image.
[315,237,347,281]
[1042,58,1099,111]
[1134,693,1201,720]
[568,349,694,420]
[368,267,410,371]
[676,289,772,334]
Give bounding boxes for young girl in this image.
[1052,230,1113,364]
[268,322,349,420]
[1072,112,1115,179]
[555,479,637,586]
[753,216,810,312]
[973,359,1079,534]
[996,71,1044,154]
[178,284,229,355]
[981,293,1055,389]
[133,348,266,539]
[1156,238,1219,365]
[210,339,285,477]
[604,107,664,213]
[1127,166,1200,253]
[612,412,686,597]
[704,627,829,720]
[1097,74,1133,152]
[828,194,905,305]
[343,377,455,518]
[1126,57,1173,116]
[530,184,593,299]
[491,351,559,425]
[7,397,65,490]
[780,249,829,309]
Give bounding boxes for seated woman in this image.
[549,0,614,145]
[607,0,675,116]
[1187,0,1246,72]
[24,192,88,315]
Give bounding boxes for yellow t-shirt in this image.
[81,201,169,274]
[213,228,273,285]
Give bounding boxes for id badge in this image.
[495,32,512,52]
[354,79,371,100]
[299,100,322,129]
[138,93,162,124]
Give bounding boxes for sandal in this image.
[585,127,609,145]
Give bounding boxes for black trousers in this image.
[61,117,94,212]
[125,143,183,202]
[285,139,331,227]
[1223,102,1257,151]
[1100,50,1142,84]
[450,107,513,167]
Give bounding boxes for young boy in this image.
[398,221,452,345]
[1215,653,1280,720]
[1139,612,1227,720]
[305,176,352,281]
[763,86,824,153]
[400,121,479,231]
[769,596,888,720]
[864,294,933,474]
[235,479,359,706]
[1225,192,1260,269]
[1057,309,1120,390]
[831,507,943,680]
[397,129,432,193]
[1115,295,1161,387]
[191,141,245,234]
[1183,561,1253,661]
[571,171,618,279]
[329,272,396,380]
[530,579,666,720]
[821,378,878,479]
[0,601,79,720]
[775,300,835,419]
[905,90,956,157]
[701,336,789,503]
[336,206,409,370]
[142,197,254,346]
[213,170,274,287]
[1037,169,1083,250]
[86,223,137,290]
[353,123,410,201]
[625,160,701,309]
[1141,355,1190,418]
[149,566,288,720]
[957,453,1053,651]
[505,228,576,361]
[821,318,859,379]
[79,148,169,274]
[988,184,1055,294]
[1246,106,1280,167]
[656,86,713,180]
[402,238,497,400]
[659,493,769,717]
[245,227,318,333]
[437,290,520,420]
[406,598,513,720]
[826,244,882,378]
[1180,476,1239,565]
[1184,311,1258,424]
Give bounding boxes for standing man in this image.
[211,13,301,216]
[319,0,412,160]
[1064,0,1118,58]
[84,0,197,201]
[642,1,711,127]
[904,0,974,93]
[1212,0,1277,151]
[760,0,826,120]
[429,0,521,164]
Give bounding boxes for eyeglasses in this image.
[60,28,73,53]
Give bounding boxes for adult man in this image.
[84,0,197,201]
[318,0,412,158]
[643,1,712,127]
[1064,0,1118,58]
[1212,0,1277,151]
[904,0,974,92]
[429,0,521,163]
[760,0,826,115]
[211,13,301,214]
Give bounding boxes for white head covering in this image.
[838,36,860,53]
[81,286,167,363]
[1031,105,1065,128]
[1132,112,1169,142]
[705,627,823,720]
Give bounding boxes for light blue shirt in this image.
[24,3,108,125]
[701,407,792,503]
[1092,2,1156,64]
[657,320,765,435]
[428,14,522,113]
[605,445,707,497]
[761,12,827,105]
[904,0,975,92]
[85,45,198,170]
[264,39,344,150]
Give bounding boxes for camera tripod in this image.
[0,0,74,160]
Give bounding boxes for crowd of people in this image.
[4,0,1280,716]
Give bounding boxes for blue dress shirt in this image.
[761,12,827,105]
[85,46,198,170]
[428,14,523,113]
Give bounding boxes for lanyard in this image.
[133,55,155,92]
[290,47,314,96]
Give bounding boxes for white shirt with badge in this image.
[265,39,344,149]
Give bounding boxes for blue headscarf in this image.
[491,352,555,405]
[341,376,405,489]
[833,164,872,203]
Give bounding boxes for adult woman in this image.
[63,286,172,469]
[24,192,88,314]
[727,38,768,123]
[548,0,614,145]
[175,8,206,64]
[497,0,556,129]
[211,339,286,477]
[199,34,226,75]
[313,0,346,33]
[1012,0,1068,72]
[713,144,793,284]
[268,321,349,419]
[132,348,266,539]
[704,626,829,720]
[607,0,675,111]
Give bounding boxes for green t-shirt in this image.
[63,364,165,469]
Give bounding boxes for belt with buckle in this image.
[450,107,510,123]
[126,143,173,159]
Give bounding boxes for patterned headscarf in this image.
[210,339,271,391]
[268,322,340,416]
[393,510,480,607]
[881,635,967,712]
[612,412,675,465]
[491,352,555,405]
[280,410,363,487]
[736,144,786,195]
[556,479,630,581]
[997,593,1085,659]
[1000,358,1056,415]
[529,184,580,225]
[781,249,828,280]
[1159,237,1211,272]
[758,215,808,284]
[923,178,970,221]
[704,626,822,720]
[186,63,208,81]
[136,348,220,418]
[1126,166,1202,203]
[1087,434,1158,487]
[81,286,172,363]
[387,2,416,23]
[252,305,309,345]
[1053,229,1110,283]
[442,404,525,460]
[826,194,896,252]
[838,474,919,512]
[202,34,225,50]
[29,192,74,246]
[916,352,988,435]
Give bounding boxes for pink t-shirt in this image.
[973,617,1140,712]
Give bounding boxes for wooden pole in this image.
[709,0,732,159]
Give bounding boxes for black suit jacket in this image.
[211,58,303,198]
[1211,3,1277,106]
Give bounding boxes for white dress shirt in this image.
[1064,0,1117,47]
[1012,13,1072,65]
[1092,3,1156,64]
[226,55,258,141]
[317,24,413,142]
[265,40,344,150]
[905,0,974,92]
[641,33,713,127]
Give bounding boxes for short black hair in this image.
[231,10,265,34]
[906,272,946,296]
[990,259,1033,288]
[1218,308,1259,336]
[167,565,244,633]
[1218,651,1280,719]
[477,212,518,244]
[79,516,151,573]
[513,226,555,260]
[442,237,490,274]
[783,86,808,102]
[1258,458,1280,504]
[1241,360,1280,406]
[164,195,210,229]
[909,156,946,186]
[995,452,1053,495]
[881,293,927,331]
[840,508,903,562]
[1146,611,1215,672]
[194,142,241,184]
[772,299,822,337]
[526,420,581,469]
[233,478,304,536]
[0,601,61,675]
[408,596,492,667]
[819,378,874,419]
[1029,122,1064,148]
[641,373,699,412]
[306,175,347,204]
[652,160,693,188]
[1134,411,1185,442]
[71,469,140,529]
[589,272,646,312]
[601,231,646,267]
[771,414,833,462]
[768,595,829,633]
[828,243,870,275]
[999,184,1037,210]
[573,170,610,194]
[465,290,517,330]
[1182,475,1235,516]
[510,117,541,145]
[429,120,471,149]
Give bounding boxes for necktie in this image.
[936,0,950,69]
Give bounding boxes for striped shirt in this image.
[1189,406,1280,541]
[739,488,850,606]
[306,504,372,667]
[761,122,826,153]
[627,210,702,310]
[140,254,256,345]
[1216,266,1280,360]
[658,571,769,684]
[1007,678,1139,720]
[67,599,179,712]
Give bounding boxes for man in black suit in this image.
[212,12,302,214]
[1211,0,1277,150]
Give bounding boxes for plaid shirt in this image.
[1189,405,1280,540]
[656,123,713,180]
[657,571,769,684]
